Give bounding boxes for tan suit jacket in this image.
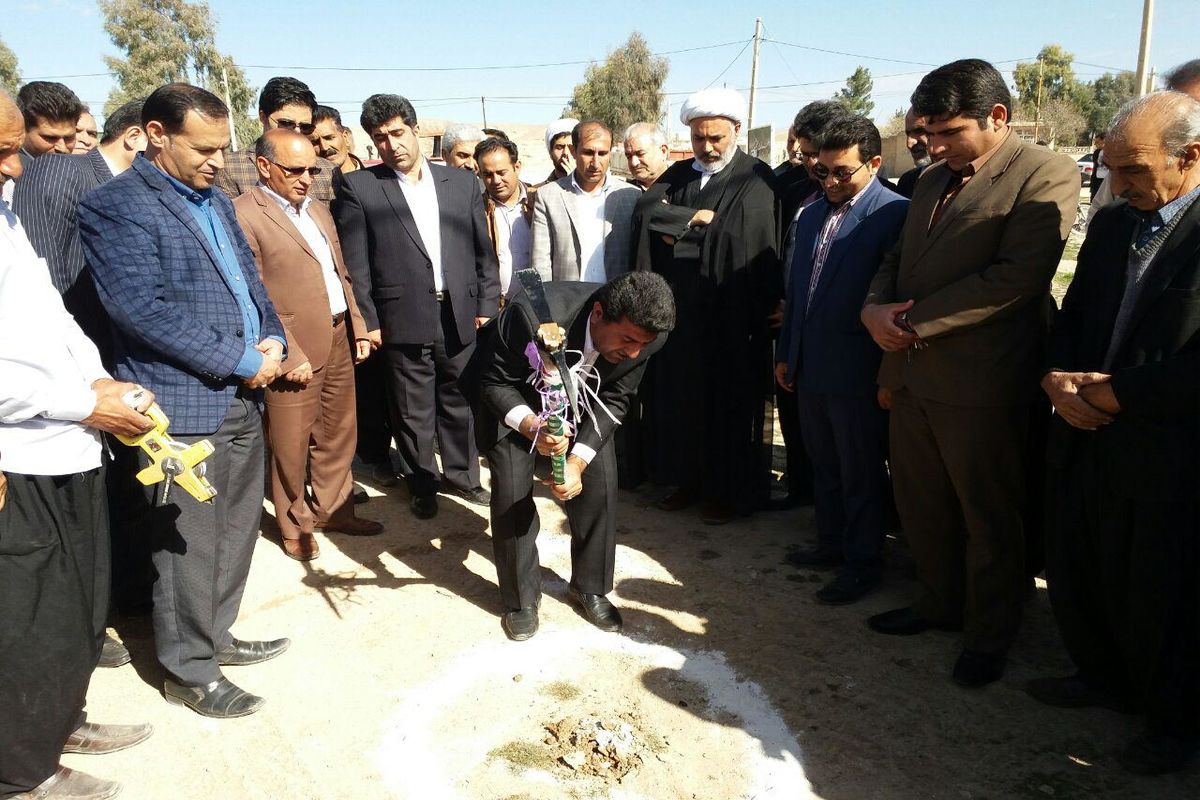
[865,132,1078,406]
[234,186,367,373]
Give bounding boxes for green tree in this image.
[833,67,874,116]
[1084,71,1136,134]
[0,37,20,96]
[879,108,906,137]
[1013,45,1079,105]
[567,32,668,134]
[100,0,257,147]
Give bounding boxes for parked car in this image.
[1077,153,1094,187]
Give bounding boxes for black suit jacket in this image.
[460,281,666,455]
[332,161,499,345]
[1046,198,1200,500]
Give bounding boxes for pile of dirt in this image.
[543,712,654,782]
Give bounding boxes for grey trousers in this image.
[146,397,264,686]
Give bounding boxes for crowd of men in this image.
[1,50,1198,798]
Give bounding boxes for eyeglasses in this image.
[270,161,322,178]
[271,117,316,136]
[811,162,869,183]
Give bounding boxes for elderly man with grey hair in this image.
[622,122,670,189]
[441,122,484,173]
[1031,90,1200,775]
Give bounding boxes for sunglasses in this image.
[811,162,869,183]
[271,161,322,178]
[271,117,316,136]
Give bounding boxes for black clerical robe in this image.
[632,149,781,512]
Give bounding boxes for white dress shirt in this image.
[493,185,532,297]
[395,159,445,292]
[0,199,108,475]
[504,318,600,465]
[569,174,613,284]
[258,184,347,316]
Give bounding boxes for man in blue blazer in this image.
[775,115,909,605]
[79,84,290,719]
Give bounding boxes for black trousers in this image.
[775,379,813,500]
[1047,453,1199,739]
[0,468,107,795]
[488,432,617,610]
[146,397,264,686]
[353,351,395,467]
[382,301,479,497]
[796,389,889,578]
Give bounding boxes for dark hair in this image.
[597,272,675,334]
[17,81,84,128]
[911,59,1011,125]
[360,94,417,132]
[474,137,519,165]
[816,114,882,161]
[482,127,508,140]
[142,83,228,134]
[571,120,612,149]
[313,105,342,126]
[792,100,846,141]
[258,76,317,117]
[1165,59,1200,92]
[100,99,145,144]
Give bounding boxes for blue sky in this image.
[6,0,1198,134]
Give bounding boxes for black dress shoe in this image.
[163,677,264,718]
[98,633,131,668]
[63,721,154,755]
[867,606,962,636]
[768,493,813,511]
[952,649,1006,688]
[501,603,540,641]
[1118,732,1199,775]
[1025,674,1136,712]
[353,485,369,505]
[567,587,623,632]
[785,546,843,569]
[815,573,880,605]
[446,485,491,506]
[411,494,438,519]
[654,487,696,512]
[217,637,291,666]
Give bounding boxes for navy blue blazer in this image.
[777,179,909,395]
[79,156,284,435]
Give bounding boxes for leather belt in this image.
[434,290,447,302]
[332,311,346,326]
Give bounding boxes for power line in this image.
[763,38,941,68]
[704,38,753,90]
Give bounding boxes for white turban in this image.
[545,118,579,152]
[679,88,746,127]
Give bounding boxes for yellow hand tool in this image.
[117,392,217,505]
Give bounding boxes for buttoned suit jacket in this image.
[1046,198,1200,500]
[79,156,285,435]
[215,147,337,205]
[865,133,1079,407]
[459,281,666,455]
[233,186,367,374]
[778,179,909,395]
[332,161,499,346]
[530,174,640,282]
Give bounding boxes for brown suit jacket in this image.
[865,132,1078,406]
[234,186,367,373]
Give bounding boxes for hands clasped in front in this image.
[1040,371,1120,430]
[243,339,285,390]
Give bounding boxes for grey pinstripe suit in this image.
[530,173,639,282]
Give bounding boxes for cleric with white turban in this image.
[678,87,746,127]
[542,117,579,183]
[679,88,746,182]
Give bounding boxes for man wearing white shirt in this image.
[460,273,675,640]
[0,92,154,800]
[334,94,499,519]
[477,138,535,300]
[234,129,379,562]
[530,121,640,284]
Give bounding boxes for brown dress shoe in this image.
[11,766,120,799]
[282,534,319,561]
[63,721,153,755]
[315,516,383,536]
[654,486,696,512]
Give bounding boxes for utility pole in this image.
[1134,0,1154,98]
[1146,67,1157,94]
[747,17,763,133]
[480,97,488,129]
[221,66,238,152]
[1033,56,1044,143]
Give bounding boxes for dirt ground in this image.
[75,443,1198,800]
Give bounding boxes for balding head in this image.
[255,127,318,208]
[0,91,24,186]
[1104,91,1200,211]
